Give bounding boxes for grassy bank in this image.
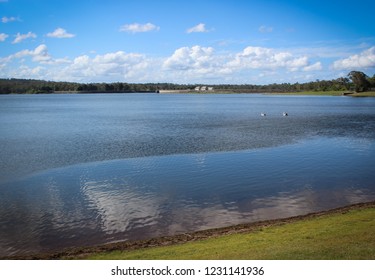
[348,91,375,97]
[82,203,375,260]
[160,90,375,96]
[267,90,344,96]
[267,91,375,96]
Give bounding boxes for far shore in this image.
[3,90,375,97]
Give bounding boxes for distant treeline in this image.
[0,71,374,94]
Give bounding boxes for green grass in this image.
[273,91,375,96]
[85,207,375,260]
[349,91,375,97]
[275,91,345,96]
[162,90,375,96]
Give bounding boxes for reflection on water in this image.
[0,136,374,257]
[1,94,375,184]
[1,94,375,257]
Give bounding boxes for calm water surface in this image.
[0,93,375,257]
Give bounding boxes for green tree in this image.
[368,74,375,89]
[348,71,370,92]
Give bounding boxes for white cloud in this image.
[163,45,215,70]
[227,46,310,71]
[3,44,51,63]
[258,25,273,33]
[162,45,239,83]
[3,65,46,80]
[4,41,370,84]
[12,31,37,44]
[186,23,209,33]
[0,45,151,82]
[1,16,20,23]
[19,65,45,76]
[332,46,375,69]
[119,23,160,33]
[303,62,322,71]
[31,44,52,62]
[2,44,320,83]
[0,33,8,42]
[46,28,75,38]
[162,45,226,79]
[60,51,150,81]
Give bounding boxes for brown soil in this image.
[6,200,375,260]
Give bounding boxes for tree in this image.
[368,74,375,89]
[348,71,370,92]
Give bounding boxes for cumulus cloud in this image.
[119,23,160,33]
[0,43,326,84]
[227,46,310,71]
[258,25,273,33]
[46,28,75,38]
[36,45,320,83]
[12,31,37,44]
[8,44,51,62]
[163,45,216,71]
[0,33,8,42]
[0,44,151,82]
[161,46,231,82]
[61,51,150,81]
[186,23,209,33]
[19,65,45,76]
[332,47,375,69]
[31,45,52,62]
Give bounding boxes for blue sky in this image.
[1,0,374,84]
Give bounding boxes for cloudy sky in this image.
[1,0,374,84]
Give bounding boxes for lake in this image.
[0,93,375,257]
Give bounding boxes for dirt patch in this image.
[6,201,375,260]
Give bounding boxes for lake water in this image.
[0,93,375,257]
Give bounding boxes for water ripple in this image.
[0,136,375,256]
[1,94,375,257]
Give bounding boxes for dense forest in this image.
[0,71,374,94]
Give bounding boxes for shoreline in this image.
[6,200,375,260]
[2,90,375,97]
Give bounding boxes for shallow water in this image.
[0,93,374,256]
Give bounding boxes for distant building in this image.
[194,86,213,91]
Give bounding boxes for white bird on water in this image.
[283,112,288,116]
[260,113,266,117]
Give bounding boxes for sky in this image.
[0,0,374,84]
